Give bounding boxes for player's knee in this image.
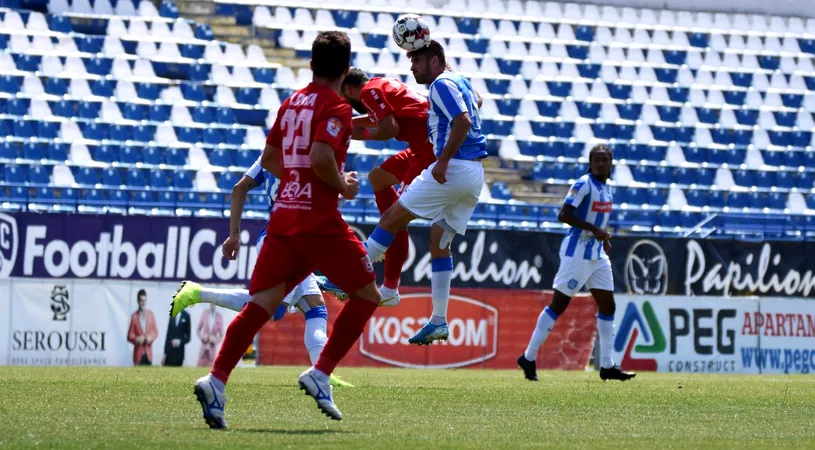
[549,291,572,315]
[301,294,325,309]
[353,282,381,304]
[369,167,393,192]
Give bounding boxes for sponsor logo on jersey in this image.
[326,117,342,137]
[591,201,613,213]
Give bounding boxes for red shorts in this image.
[249,227,375,297]
[379,148,437,196]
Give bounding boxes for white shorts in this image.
[398,159,484,235]
[257,234,322,312]
[552,256,614,297]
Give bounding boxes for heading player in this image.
[192,31,381,427]
[170,154,352,388]
[517,144,635,382]
[339,68,437,305]
[360,40,487,346]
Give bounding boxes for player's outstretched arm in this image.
[558,204,612,241]
[223,175,257,260]
[353,115,376,129]
[353,114,400,141]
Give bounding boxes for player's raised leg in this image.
[369,166,409,306]
[171,281,252,317]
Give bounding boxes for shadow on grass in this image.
[233,428,352,435]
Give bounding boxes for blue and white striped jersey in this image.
[559,173,613,261]
[245,155,280,243]
[427,71,488,161]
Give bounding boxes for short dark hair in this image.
[407,39,446,67]
[342,67,370,89]
[311,31,351,80]
[137,289,146,299]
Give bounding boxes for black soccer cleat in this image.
[599,365,636,382]
[517,355,538,381]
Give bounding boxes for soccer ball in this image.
[392,14,430,51]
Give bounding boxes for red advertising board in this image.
[259,288,598,370]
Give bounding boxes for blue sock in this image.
[365,226,395,262]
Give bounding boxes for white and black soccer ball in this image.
[392,14,431,52]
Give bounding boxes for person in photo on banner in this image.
[517,145,635,382]
[162,308,191,367]
[170,151,353,388]
[193,31,382,428]
[360,40,487,346]
[127,289,158,366]
[197,304,223,367]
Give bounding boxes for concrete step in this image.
[178,0,215,15]
[484,167,523,183]
[212,24,251,37]
[511,192,562,204]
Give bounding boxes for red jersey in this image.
[265,83,353,236]
[360,77,434,157]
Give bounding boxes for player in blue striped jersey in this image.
[170,155,352,387]
[518,145,635,382]
[362,40,487,345]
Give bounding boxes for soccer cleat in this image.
[517,355,538,381]
[329,374,355,388]
[599,365,636,382]
[171,281,202,317]
[299,367,342,420]
[379,289,400,307]
[408,322,449,346]
[315,275,348,301]
[193,374,227,429]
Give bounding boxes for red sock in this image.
[374,186,398,214]
[210,302,270,384]
[383,230,408,289]
[315,297,378,375]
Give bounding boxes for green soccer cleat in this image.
[171,280,202,317]
[329,374,355,388]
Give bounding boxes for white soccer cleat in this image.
[298,367,342,421]
[193,374,227,429]
[379,289,400,307]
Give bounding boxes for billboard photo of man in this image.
[196,303,223,367]
[163,309,191,367]
[127,289,158,366]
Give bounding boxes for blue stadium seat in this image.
[537,100,561,117]
[487,79,510,96]
[52,100,75,118]
[696,107,719,124]
[93,144,119,163]
[235,149,258,167]
[781,93,803,109]
[118,145,139,164]
[709,190,726,208]
[181,44,205,59]
[689,32,708,47]
[236,87,260,105]
[358,178,374,198]
[592,123,613,139]
[126,169,148,187]
[725,148,745,165]
[796,171,814,189]
[217,171,238,189]
[253,67,275,84]
[547,81,572,97]
[142,147,164,165]
[23,142,44,160]
[735,109,758,126]
[5,165,26,183]
[792,131,811,148]
[657,210,680,228]
[472,203,499,223]
[627,188,647,205]
[81,122,107,140]
[652,126,675,142]
[730,72,752,88]
[734,169,756,187]
[166,148,187,166]
[91,79,114,97]
[748,192,768,209]
[0,142,18,159]
[608,84,632,100]
[149,170,170,188]
[774,111,797,128]
[675,167,695,185]
[577,102,601,119]
[655,68,678,84]
[632,165,656,184]
[225,127,245,145]
[216,108,236,124]
[616,103,641,121]
[784,151,804,168]
[768,130,790,146]
[176,127,200,144]
[491,182,512,200]
[7,98,28,115]
[173,171,194,189]
[712,129,733,146]
[707,148,727,165]
[78,101,100,119]
[13,54,40,72]
[530,121,553,138]
[566,44,588,60]
[45,77,68,96]
[654,166,672,184]
[130,191,158,208]
[12,119,34,138]
[75,167,98,185]
[122,103,146,121]
[727,192,749,209]
[195,23,214,40]
[148,104,170,122]
[686,189,706,207]
[0,75,22,94]
[775,170,795,189]
[103,168,123,186]
[137,83,159,100]
[755,171,776,189]
[679,211,701,228]
[723,91,746,106]
[657,106,680,122]
[193,106,215,123]
[696,168,715,186]
[158,191,175,207]
[615,124,634,140]
[577,63,600,79]
[466,38,488,54]
[759,55,780,70]
[768,192,786,210]
[563,142,583,159]
[133,125,155,142]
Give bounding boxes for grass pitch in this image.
[1,366,814,449]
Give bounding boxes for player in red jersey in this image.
[339,69,436,305]
[193,31,381,428]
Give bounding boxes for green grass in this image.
[1,367,814,449]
